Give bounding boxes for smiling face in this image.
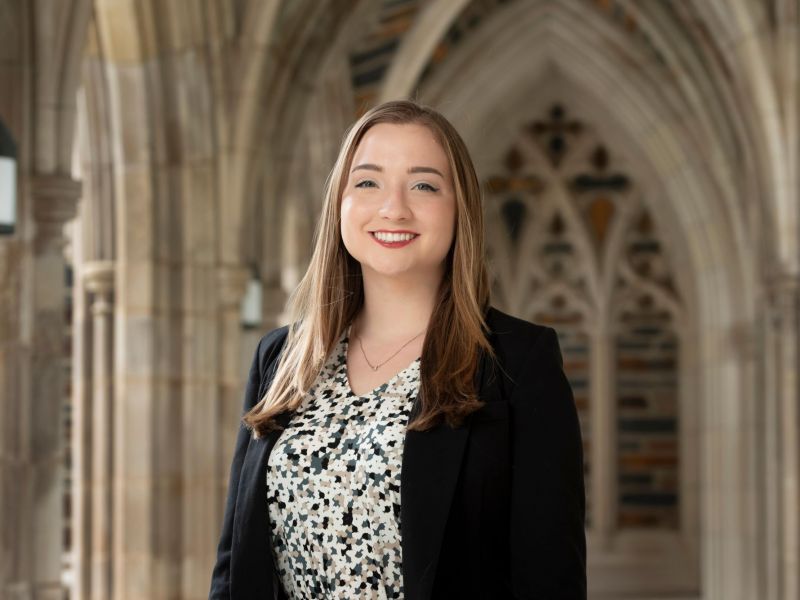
[340,122,457,284]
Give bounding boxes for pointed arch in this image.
[406,0,761,597]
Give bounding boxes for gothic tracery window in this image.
[484,104,684,532]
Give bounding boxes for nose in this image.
[378,184,412,220]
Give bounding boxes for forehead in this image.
[353,122,449,168]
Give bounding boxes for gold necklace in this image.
[355,329,425,372]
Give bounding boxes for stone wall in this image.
[0,1,796,599]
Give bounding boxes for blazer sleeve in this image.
[508,326,587,600]
[208,335,266,599]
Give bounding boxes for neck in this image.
[355,268,443,343]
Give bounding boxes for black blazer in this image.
[209,306,586,599]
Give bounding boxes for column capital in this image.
[84,260,114,317]
[31,173,82,253]
[83,260,115,296]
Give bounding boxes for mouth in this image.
[369,230,419,248]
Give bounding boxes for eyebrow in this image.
[351,163,445,179]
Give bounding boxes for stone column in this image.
[29,174,81,599]
[0,240,29,600]
[70,265,90,600]
[768,275,800,600]
[590,322,616,550]
[82,261,114,600]
[177,259,224,598]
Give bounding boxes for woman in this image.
[209,100,586,599]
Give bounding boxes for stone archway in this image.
[70,1,379,597]
[379,0,769,597]
[0,1,92,598]
[463,81,702,598]
[2,1,795,599]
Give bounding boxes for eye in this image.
[414,182,439,192]
[355,180,377,189]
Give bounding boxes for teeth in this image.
[373,231,417,242]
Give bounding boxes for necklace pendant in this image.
[354,327,425,376]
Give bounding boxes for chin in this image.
[365,261,443,280]
[364,265,415,278]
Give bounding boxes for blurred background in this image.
[0,0,798,599]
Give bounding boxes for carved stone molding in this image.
[31,174,82,253]
[83,260,115,319]
[83,260,114,292]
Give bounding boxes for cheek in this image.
[340,195,352,219]
[340,195,368,220]
[339,196,363,250]
[340,197,355,231]
[439,200,457,241]
[421,201,457,258]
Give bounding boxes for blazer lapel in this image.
[400,348,487,599]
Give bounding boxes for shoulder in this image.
[254,324,292,374]
[485,305,560,357]
[484,305,563,393]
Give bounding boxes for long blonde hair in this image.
[244,100,493,437]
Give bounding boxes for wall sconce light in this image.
[240,266,263,329]
[0,120,16,235]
